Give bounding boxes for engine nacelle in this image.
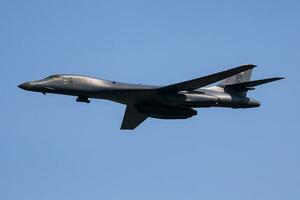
[136,104,197,119]
[165,93,218,107]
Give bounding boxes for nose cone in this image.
[18,82,32,90]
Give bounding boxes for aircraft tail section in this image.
[224,77,284,91]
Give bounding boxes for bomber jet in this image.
[19,64,283,130]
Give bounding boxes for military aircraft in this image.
[19,64,283,130]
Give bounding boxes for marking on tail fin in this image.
[221,66,253,85]
[236,73,243,82]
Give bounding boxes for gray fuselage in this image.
[19,74,260,109]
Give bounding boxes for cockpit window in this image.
[44,75,60,80]
[49,75,60,79]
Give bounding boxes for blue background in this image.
[1,0,299,199]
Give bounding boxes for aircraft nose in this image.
[18,82,32,90]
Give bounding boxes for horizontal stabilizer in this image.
[225,77,284,90]
[159,64,256,92]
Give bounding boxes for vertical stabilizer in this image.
[221,68,253,85]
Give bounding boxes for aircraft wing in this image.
[121,105,148,130]
[158,64,256,92]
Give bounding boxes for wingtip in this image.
[276,77,285,80]
[240,64,257,69]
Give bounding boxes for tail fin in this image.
[220,67,253,85]
[218,65,284,96]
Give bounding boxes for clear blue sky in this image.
[1,0,299,199]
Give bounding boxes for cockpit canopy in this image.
[41,75,62,81]
[46,75,60,79]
